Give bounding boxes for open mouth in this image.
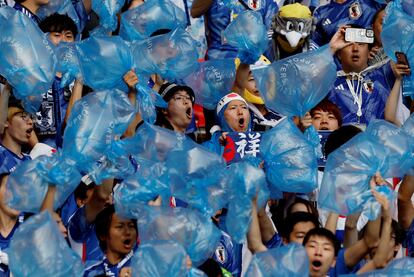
[186,107,192,119]
[311,260,322,271]
[351,55,360,61]
[26,128,33,137]
[123,239,133,249]
[319,126,329,130]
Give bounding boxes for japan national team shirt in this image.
[205,0,278,60]
[327,62,395,125]
[13,2,41,24]
[312,0,382,47]
[0,144,31,175]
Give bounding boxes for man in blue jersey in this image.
[312,0,382,47]
[327,26,410,126]
[0,106,33,175]
[13,0,49,24]
[191,0,278,60]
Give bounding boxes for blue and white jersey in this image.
[68,206,103,263]
[213,231,243,277]
[327,62,395,125]
[83,250,134,277]
[205,0,278,60]
[312,0,382,47]
[13,2,41,24]
[403,218,414,257]
[0,214,25,277]
[0,144,31,175]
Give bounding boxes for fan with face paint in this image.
[271,3,313,59]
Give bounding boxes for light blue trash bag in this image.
[92,0,125,31]
[245,244,309,277]
[401,0,414,16]
[7,211,84,277]
[37,0,82,34]
[135,83,167,123]
[62,89,135,174]
[131,27,200,80]
[55,42,81,88]
[119,0,187,41]
[254,45,336,117]
[223,11,268,64]
[226,161,269,243]
[0,7,56,107]
[183,59,237,110]
[130,240,188,276]
[139,207,222,266]
[260,117,318,193]
[76,35,133,92]
[6,154,81,213]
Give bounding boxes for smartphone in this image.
[345,28,374,44]
[396,52,410,66]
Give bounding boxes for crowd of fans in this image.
[0,0,414,276]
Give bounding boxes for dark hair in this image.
[197,258,223,277]
[391,220,406,245]
[74,181,95,202]
[94,205,138,251]
[39,13,78,38]
[286,197,319,219]
[303,227,341,257]
[324,125,362,157]
[282,212,320,240]
[310,99,343,127]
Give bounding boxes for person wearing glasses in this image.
[0,106,33,175]
[155,82,196,137]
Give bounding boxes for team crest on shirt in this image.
[215,245,227,264]
[349,2,362,20]
[248,0,261,10]
[363,80,375,93]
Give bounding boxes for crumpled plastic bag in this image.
[37,0,83,34]
[6,154,81,213]
[55,42,81,88]
[254,45,336,117]
[135,83,167,123]
[7,211,84,277]
[138,207,222,266]
[130,240,188,276]
[223,10,268,64]
[131,27,200,80]
[245,244,309,277]
[260,118,318,193]
[119,0,187,41]
[76,35,133,92]
[183,59,236,110]
[349,257,414,276]
[62,89,135,174]
[92,0,125,31]
[0,7,56,111]
[318,120,414,219]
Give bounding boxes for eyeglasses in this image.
[172,95,192,102]
[12,111,33,121]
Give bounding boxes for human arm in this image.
[122,70,143,138]
[63,79,83,130]
[299,112,312,132]
[129,0,144,9]
[190,0,213,18]
[329,25,352,55]
[0,82,10,136]
[257,205,276,243]
[247,198,267,253]
[343,212,361,248]
[384,62,411,126]
[324,212,339,234]
[85,178,114,223]
[398,175,414,230]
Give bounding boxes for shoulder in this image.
[83,260,104,277]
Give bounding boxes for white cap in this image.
[216,93,248,115]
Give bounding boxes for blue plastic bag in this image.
[8,211,84,277]
[350,257,414,276]
[135,83,167,123]
[139,207,221,266]
[382,0,414,93]
[130,240,188,276]
[254,45,336,117]
[76,35,133,92]
[55,42,81,88]
[260,118,318,193]
[6,154,81,213]
[92,0,125,31]
[0,7,56,108]
[183,59,236,110]
[119,0,187,41]
[225,161,269,243]
[131,27,200,80]
[62,89,135,174]
[37,0,83,34]
[223,10,268,64]
[245,244,309,277]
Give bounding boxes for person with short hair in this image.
[303,227,340,277]
[282,212,320,245]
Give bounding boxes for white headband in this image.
[216,93,248,115]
